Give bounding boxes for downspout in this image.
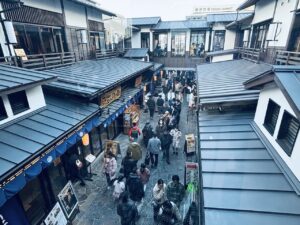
[285,0,300,50]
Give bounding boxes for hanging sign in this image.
[15,48,28,61]
[58,181,79,219]
[100,86,121,107]
[135,76,142,87]
[44,202,67,225]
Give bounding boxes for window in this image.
[277,111,300,156]
[0,97,7,121]
[171,32,186,56]
[8,90,29,115]
[141,32,150,48]
[251,23,269,49]
[264,99,280,135]
[213,30,225,51]
[153,33,168,57]
[190,31,205,56]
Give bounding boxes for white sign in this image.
[85,154,96,163]
[58,181,79,219]
[44,202,67,225]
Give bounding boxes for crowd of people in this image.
[99,70,197,225]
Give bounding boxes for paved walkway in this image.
[73,99,197,225]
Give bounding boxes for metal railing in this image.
[275,50,300,65]
[236,47,262,63]
[95,48,125,60]
[0,56,18,67]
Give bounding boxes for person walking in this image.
[142,120,153,147]
[121,151,137,179]
[152,179,167,222]
[117,192,139,225]
[157,200,182,225]
[156,118,167,140]
[113,176,126,201]
[128,123,141,142]
[160,130,172,164]
[147,133,161,168]
[166,175,185,208]
[147,95,156,119]
[156,95,165,115]
[170,128,182,155]
[103,151,117,189]
[127,169,145,213]
[136,163,151,192]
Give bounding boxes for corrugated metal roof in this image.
[46,58,153,98]
[226,14,254,29]
[199,111,300,225]
[0,64,56,95]
[153,20,208,30]
[128,17,161,26]
[197,60,272,105]
[124,48,149,58]
[207,13,253,23]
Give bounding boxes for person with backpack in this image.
[117,192,139,225]
[128,123,141,142]
[142,120,153,147]
[127,169,145,213]
[146,95,156,119]
[160,130,172,164]
[157,95,165,115]
[157,200,182,225]
[121,151,137,179]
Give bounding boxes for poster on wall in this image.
[44,202,68,225]
[57,181,79,219]
[185,134,196,154]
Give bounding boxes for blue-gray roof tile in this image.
[207,13,253,22]
[124,48,149,58]
[128,17,161,26]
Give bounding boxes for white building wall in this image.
[131,32,141,48]
[87,7,102,22]
[22,0,62,13]
[224,29,236,50]
[167,31,172,52]
[186,30,191,52]
[212,54,233,62]
[205,31,210,51]
[212,23,226,31]
[0,86,46,125]
[149,32,153,52]
[254,86,300,181]
[269,0,298,47]
[252,0,276,24]
[63,0,87,28]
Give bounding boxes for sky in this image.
[97,0,246,20]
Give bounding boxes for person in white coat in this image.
[170,128,182,155]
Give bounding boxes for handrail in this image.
[236,47,261,63]
[275,50,300,65]
[0,56,18,66]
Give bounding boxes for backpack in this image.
[131,129,139,139]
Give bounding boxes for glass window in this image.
[141,32,150,48]
[100,125,108,150]
[153,33,168,57]
[277,111,300,156]
[171,32,186,56]
[190,31,205,56]
[99,32,106,51]
[14,24,29,53]
[213,30,225,51]
[251,23,269,49]
[19,177,48,225]
[264,99,280,135]
[47,158,68,199]
[8,90,29,115]
[0,97,7,121]
[91,128,101,156]
[108,123,115,139]
[24,25,43,54]
[41,27,56,53]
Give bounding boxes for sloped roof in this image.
[153,20,208,30]
[72,0,116,16]
[237,0,259,10]
[124,48,149,58]
[197,60,272,105]
[45,58,153,98]
[226,13,254,29]
[207,12,253,23]
[198,111,300,225]
[128,17,161,26]
[0,65,57,95]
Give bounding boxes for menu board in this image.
[185,134,196,154]
[57,181,78,219]
[44,202,67,225]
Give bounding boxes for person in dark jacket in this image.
[121,151,137,179]
[68,153,85,186]
[166,175,185,208]
[156,119,167,140]
[142,121,153,147]
[156,95,165,115]
[160,131,172,164]
[117,192,138,225]
[127,170,145,212]
[147,95,156,119]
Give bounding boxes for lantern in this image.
[82,133,90,146]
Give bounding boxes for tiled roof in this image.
[0,65,56,94]
[207,13,253,23]
[153,20,208,30]
[128,17,161,26]
[46,58,153,98]
[198,111,300,225]
[197,60,272,105]
[124,48,149,58]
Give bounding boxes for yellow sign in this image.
[15,48,28,61]
[100,86,121,107]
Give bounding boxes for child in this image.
[113,176,125,201]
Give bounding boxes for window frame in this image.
[171,31,186,57]
[153,32,168,57]
[276,110,300,156]
[189,30,206,57]
[263,99,280,136]
[213,30,226,51]
[8,90,30,115]
[0,97,8,121]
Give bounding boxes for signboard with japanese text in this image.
[57,181,78,219]
[44,202,67,225]
[100,86,121,107]
[15,48,28,61]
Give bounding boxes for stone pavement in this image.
[72,99,197,225]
